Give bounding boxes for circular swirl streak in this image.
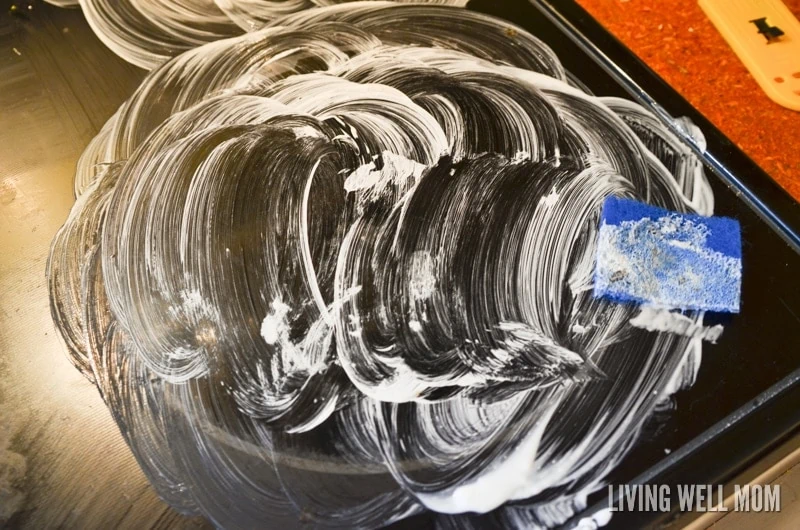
[44,0,470,69]
[48,4,715,529]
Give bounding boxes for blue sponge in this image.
[594,197,742,313]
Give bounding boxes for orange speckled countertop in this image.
[576,0,800,201]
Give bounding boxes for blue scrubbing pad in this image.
[594,197,742,313]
